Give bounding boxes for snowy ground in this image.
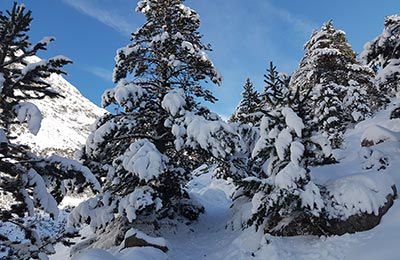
[53,102,400,260]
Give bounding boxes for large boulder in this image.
[361,125,400,147]
[322,185,396,235]
[266,172,397,237]
[123,229,168,253]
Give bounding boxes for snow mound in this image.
[361,124,400,146]
[325,171,395,219]
[71,249,118,260]
[70,246,167,260]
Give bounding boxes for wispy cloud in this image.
[85,66,113,82]
[262,1,316,37]
[62,0,135,36]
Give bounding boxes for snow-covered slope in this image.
[51,100,400,260]
[11,61,105,157]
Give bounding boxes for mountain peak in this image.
[13,72,106,158]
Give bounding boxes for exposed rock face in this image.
[11,64,106,158]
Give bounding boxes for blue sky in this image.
[4,0,400,117]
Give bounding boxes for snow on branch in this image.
[281,107,304,137]
[46,155,102,192]
[161,88,186,116]
[184,114,237,159]
[120,139,167,182]
[14,102,43,135]
[102,80,146,109]
[23,168,59,218]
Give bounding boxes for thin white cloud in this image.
[262,2,316,37]
[62,0,134,36]
[85,66,113,82]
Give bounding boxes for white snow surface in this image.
[275,127,293,160]
[118,186,161,222]
[71,247,167,260]
[274,162,307,189]
[325,171,394,219]
[24,168,59,218]
[103,80,145,108]
[51,100,400,260]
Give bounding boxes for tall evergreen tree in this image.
[0,3,99,259]
[230,78,260,124]
[70,0,245,249]
[291,21,374,148]
[362,15,400,105]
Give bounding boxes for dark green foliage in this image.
[261,61,289,109]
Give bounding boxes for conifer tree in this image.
[233,59,336,235]
[291,21,374,148]
[70,0,245,249]
[0,3,100,259]
[362,15,400,106]
[235,98,331,235]
[230,78,260,124]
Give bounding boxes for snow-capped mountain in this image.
[11,64,106,158]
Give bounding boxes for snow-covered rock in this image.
[361,124,400,147]
[325,171,395,220]
[123,228,168,253]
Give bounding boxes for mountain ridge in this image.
[12,64,106,158]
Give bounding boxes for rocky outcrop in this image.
[123,229,168,253]
[322,185,397,235]
[124,234,169,253]
[267,174,397,237]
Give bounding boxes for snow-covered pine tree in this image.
[230,78,261,124]
[231,68,335,234]
[0,3,100,259]
[291,21,374,148]
[234,103,330,236]
[70,0,247,249]
[362,15,400,109]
